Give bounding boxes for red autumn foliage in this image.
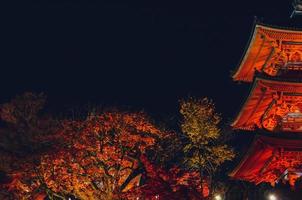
[0,93,209,200]
[3,110,168,199]
[123,155,205,200]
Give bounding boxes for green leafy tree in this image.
[180,97,235,198]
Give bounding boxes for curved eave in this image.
[229,134,259,178]
[232,20,259,82]
[229,134,302,182]
[232,74,302,130]
[232,21,302,82]
[231,75,261,129]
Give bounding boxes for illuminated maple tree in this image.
[4,108,167,199]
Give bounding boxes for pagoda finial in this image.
[291,0,302,18]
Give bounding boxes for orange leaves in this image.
[34,110,166,199]
[1,100,168,199]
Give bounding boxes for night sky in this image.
[1,1,300,121]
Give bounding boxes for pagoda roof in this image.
[232,75,302,131]
[233,22,302,82]
[229,134,302,186]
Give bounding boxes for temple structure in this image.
[229,21,302,187]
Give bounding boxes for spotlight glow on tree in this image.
[180,97,235,197]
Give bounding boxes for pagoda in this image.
[229,20,302,187]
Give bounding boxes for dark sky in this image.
[1,1,299,120]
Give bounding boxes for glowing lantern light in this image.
[214,194,222,200]
[268,193,277,200]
